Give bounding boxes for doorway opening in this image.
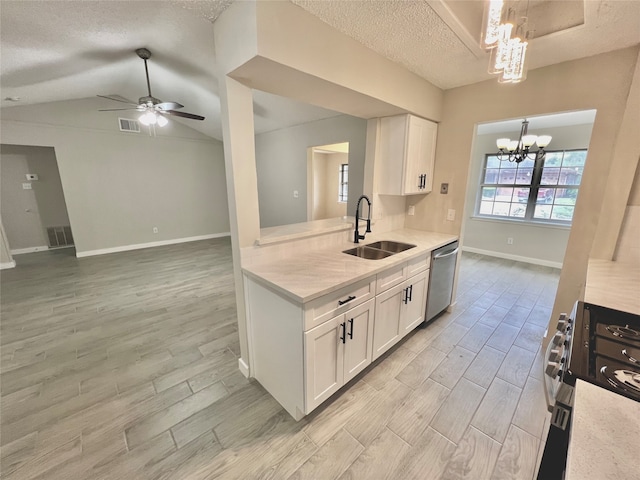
[0,144,74,261]
[307,142,350,221]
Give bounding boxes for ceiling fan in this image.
[98,48,205,127]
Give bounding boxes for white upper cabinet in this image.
[377,114,438,196]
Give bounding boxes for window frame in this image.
[338,163,348,203]
[474,148,586,226]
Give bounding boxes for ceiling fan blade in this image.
[156,102,184,111]
[163,110,205,121]
[97,95,138,106]
[98,108,140,111]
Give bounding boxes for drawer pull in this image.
[340,322,346,344]
[348,318,354,339]
[622,349,638,364]
[338,295,356,306]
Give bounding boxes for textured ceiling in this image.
[1,0,639,140]
[292,0,640,89]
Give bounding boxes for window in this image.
[338,164,348,202]
[477,149,586,224]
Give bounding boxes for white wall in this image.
[255,115,367,228]
[463,123,594,267]
[0,98,230,255]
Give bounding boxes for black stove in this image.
[570,302,640,402]
[538,301,640,479]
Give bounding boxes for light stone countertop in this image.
[242,228,458,303]
[585,259,640,315]
[566,379,640,480]
[257,217,356,246]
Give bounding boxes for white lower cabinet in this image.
[245,251,435,420]
[304,299,374,412]
[372,269,429,360]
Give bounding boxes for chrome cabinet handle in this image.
[622,349,638,364]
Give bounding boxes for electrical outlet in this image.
[408,205,415,216]
[447,209,455,221]
[507,237,514,245]
[293,190,299,198]
[153,227,159,234]
[22,183,32,190]
[440,183,449,194]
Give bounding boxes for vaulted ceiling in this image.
[1,1,639,140]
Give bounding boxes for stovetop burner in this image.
[601,366,640,396]
[606,324,640,341]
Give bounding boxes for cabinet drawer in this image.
[406,253,430,277]
[303,277,376,331]
[376,263,406,293]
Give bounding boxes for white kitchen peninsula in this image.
[242,228,457,420]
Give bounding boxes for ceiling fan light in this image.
[156,115,168,127]
[139,111,157,126]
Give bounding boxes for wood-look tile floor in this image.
[1,240,557,479]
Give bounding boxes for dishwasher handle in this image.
[433,247,459,260]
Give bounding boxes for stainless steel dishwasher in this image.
[425,241,459,322]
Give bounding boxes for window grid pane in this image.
[338,164,348,202]
[477,149,586,225]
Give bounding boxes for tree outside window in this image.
[477,149,586,224]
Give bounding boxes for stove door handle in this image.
[542,335,559,413]
[622,349,638,364]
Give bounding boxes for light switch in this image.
[446,209,455,221]
[22,183,32,190]
[408,205,415,216]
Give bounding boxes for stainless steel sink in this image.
[365,240,416,253]
[343,246,393,260]
[343,240,416,259]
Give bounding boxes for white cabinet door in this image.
[373,282,405,360]
[401,270,429,334]
[378,114,438,196]
[403,116,437,195]
[304,315,345,412]
[344,300,375,383]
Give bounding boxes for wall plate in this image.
[440,183,449,194]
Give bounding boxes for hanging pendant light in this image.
[496,119,552,163]
[481,1,533,84]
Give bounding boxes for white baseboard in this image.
[10,246,49,255]
[462,246,563,269]
[76,232,230,258]
[1,261,16,270]
[238,358,250,378]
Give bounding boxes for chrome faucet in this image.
[354,195,372,243]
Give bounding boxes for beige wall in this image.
[405,46,639,341]
[463,123,594,267]
[0,98,230,255]
[614,162,640,264]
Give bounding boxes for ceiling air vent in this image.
[118,118,140,133]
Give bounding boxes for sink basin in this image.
[365,241,416,253]
[343,246,393,260]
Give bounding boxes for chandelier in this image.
[481,0,532,83]
[496,119,552,163]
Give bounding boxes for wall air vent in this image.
[118,118,141,133]
[47,226,74,248]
